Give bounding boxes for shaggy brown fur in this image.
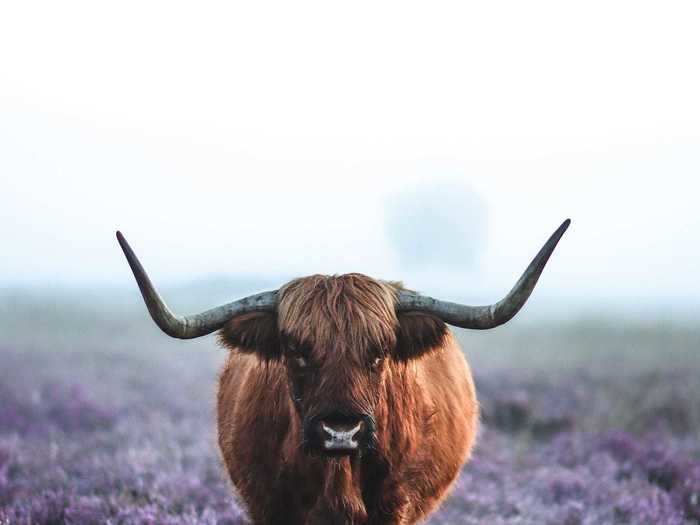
[217,274,478,525]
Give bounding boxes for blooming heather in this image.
[1,318,699,524]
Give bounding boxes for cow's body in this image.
[218,332,477,524]
[216,276,478,525]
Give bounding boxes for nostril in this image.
[320,420,363,438]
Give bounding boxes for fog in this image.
[1,1,699,320]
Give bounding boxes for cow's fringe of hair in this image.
[278,273,399,362]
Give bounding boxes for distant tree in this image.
[385,180,487,270]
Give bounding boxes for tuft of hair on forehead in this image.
[278,273,399,360]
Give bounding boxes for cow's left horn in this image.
[116,232,278,339]
[396,219,570,329]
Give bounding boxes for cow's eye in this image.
[371,356,383,369]
[295,356,308,368]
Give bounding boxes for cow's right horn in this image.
[396,219,570,329]
[116,232,278,339]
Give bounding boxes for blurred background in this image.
[1,1,699,523]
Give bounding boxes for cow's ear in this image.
[218,312,281,361]
[394,312,449,361]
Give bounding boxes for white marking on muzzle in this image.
[322,422,362,450]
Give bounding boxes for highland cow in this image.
[117,219,569,525]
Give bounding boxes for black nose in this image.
[313,413,369,453]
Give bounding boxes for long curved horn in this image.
[116,232,278,339]
[396,219,570,329]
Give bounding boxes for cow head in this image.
[116,219,570,455]
[217,274,448,455]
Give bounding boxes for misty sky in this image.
[1,1,699,317]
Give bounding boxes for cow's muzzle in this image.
[305,412,375,455]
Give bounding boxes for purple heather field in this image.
[1,293,699,524]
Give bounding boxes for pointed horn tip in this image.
[115,232,133,258]
[115,231,128,249]
[555,218,571,237]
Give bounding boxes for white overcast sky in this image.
[1,1,699,316]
